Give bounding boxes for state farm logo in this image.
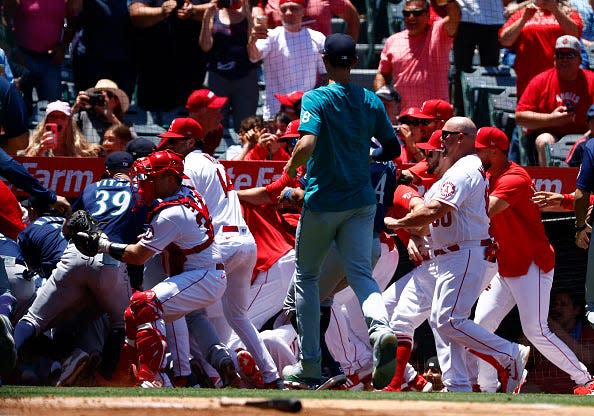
[21,162,94,194]
[440,181,456,198]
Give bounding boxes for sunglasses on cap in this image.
[555,51,579,59]
[401,118,430,126]
[403,9,427,17]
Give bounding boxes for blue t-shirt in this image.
[73,178,148,244]
[370,161,396,234]
[577,138,594,192]
[17,216,67,279]
[298,82,396,211]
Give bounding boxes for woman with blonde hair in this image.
[25,100,101,157]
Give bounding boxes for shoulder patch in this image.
[439,181,456,198]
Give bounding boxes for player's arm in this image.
[488,195,510,217]
[237,186,274,206]
[285,134,316,178]
[385,198,453,230]
[100,239,156,265]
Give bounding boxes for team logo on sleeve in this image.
[439,181,456,198]
[144,226,154,241]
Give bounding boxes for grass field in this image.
[1,385,593,407]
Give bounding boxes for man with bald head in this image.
[385,117,531,393]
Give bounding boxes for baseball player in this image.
[470,127,594,395]
[385,117,530,393]
[74,150,227,388]
[155,118,282,388]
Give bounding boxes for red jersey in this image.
[516,68,594,137]
[388,185,422,246]
[501,9,583,98]
[242,203,294,282]
[0,182,25,240]
[245,144,290,161]
[488,162,555,277]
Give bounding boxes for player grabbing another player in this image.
[385,117,530,393]
[74,150,227,388]
[470,127,594,395]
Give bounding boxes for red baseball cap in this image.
[417,129,442,151]
[475,127,509,152]
[399,107,433,120]
[185,89,228,112]
[421,99,453,120]
[281,119,300,139]
[275,91,304,109]
[280,0,306,6]
[157,118,204,151]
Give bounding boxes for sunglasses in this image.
[441,130,466,141]
[403,9,427,17]
[555,51,579,59]
[402,118,430,126]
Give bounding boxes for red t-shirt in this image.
[501,9,583,98]
[241,203,294,282]
[388,185,423,247]
[516,68,594,137]
[245,144,290,161]
[488,162,555,277]
[0,182,26,240]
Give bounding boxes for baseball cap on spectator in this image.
[475,126,509,152]
[86,79,130,113]
[280,0,305,5]
[417,129,442,151]
[157,118,204,151]
[587,104,594,119]
[321,33,357,66]
[185,89,228,112]
[275,91,304,115]
[421,99,453,121]
[125,137,156,160]
[375,85,401,102]
[105,151,133,171]
[399,107,433,121]
[45,100,71,117]
[555,35,581,52]
[280,119,300,140]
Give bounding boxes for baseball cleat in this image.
[236,349,264,387]
[217,357,241,388]
[505,344,530,394]
[574,379,594,395]
[0,314,16,374]
[370,331,397,390]
[282,361,322,390]
[337,373,365,391]
[57,348,90,387]
[403,373,433,392]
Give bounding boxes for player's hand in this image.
[407,236,425,264]
[576,226,591,249]
[75,232,110,257]
[51,195,72,216]
[532,191,563,210]
[384,216,400,230]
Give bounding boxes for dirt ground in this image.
[0,396,591,416]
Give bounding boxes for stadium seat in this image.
[545,134,582,167]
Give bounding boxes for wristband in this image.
[282,188,294,201]
[98,236,111,254]
[108,243,128,262]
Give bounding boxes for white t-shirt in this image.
[424,154,490,249]
[140,188,221,270]
[183,150,247,234]
[458,0,505,25]
[254,26,326,120]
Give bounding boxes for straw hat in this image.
[86,79,130,112]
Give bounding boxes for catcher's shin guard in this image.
[135,322,167,384]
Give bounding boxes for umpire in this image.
[283,33,401,390]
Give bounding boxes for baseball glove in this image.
[65,210,103,257]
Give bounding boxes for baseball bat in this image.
[219,397,302,413]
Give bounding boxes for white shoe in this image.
[0,315,16,373]
[506,345,530,394]
[57,348,89,387]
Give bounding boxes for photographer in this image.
[71,79,130,145]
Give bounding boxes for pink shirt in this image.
[13,0,67,53]
[378,19,453,110]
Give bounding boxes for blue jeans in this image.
[294,204,391,375]
[21,49,62,102]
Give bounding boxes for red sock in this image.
[386,341,412,390]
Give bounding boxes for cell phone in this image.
[45,123,58,149]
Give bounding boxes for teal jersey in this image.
[298,82,396,212]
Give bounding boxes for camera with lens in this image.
[87,92,105,107]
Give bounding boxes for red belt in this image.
[222,225,239,232]
[433,239,493,257]
[216,263,225,270]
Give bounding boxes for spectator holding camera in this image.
[71,79,130,145]
[223,115,264,160]
[199,0,259,133]
[244,111,292,161]
[24,100,100,157]
[515,35,594,165]
[394,107,433,164]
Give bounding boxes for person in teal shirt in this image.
[283,33,401,390]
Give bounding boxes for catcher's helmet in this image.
[131,149,188,181]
